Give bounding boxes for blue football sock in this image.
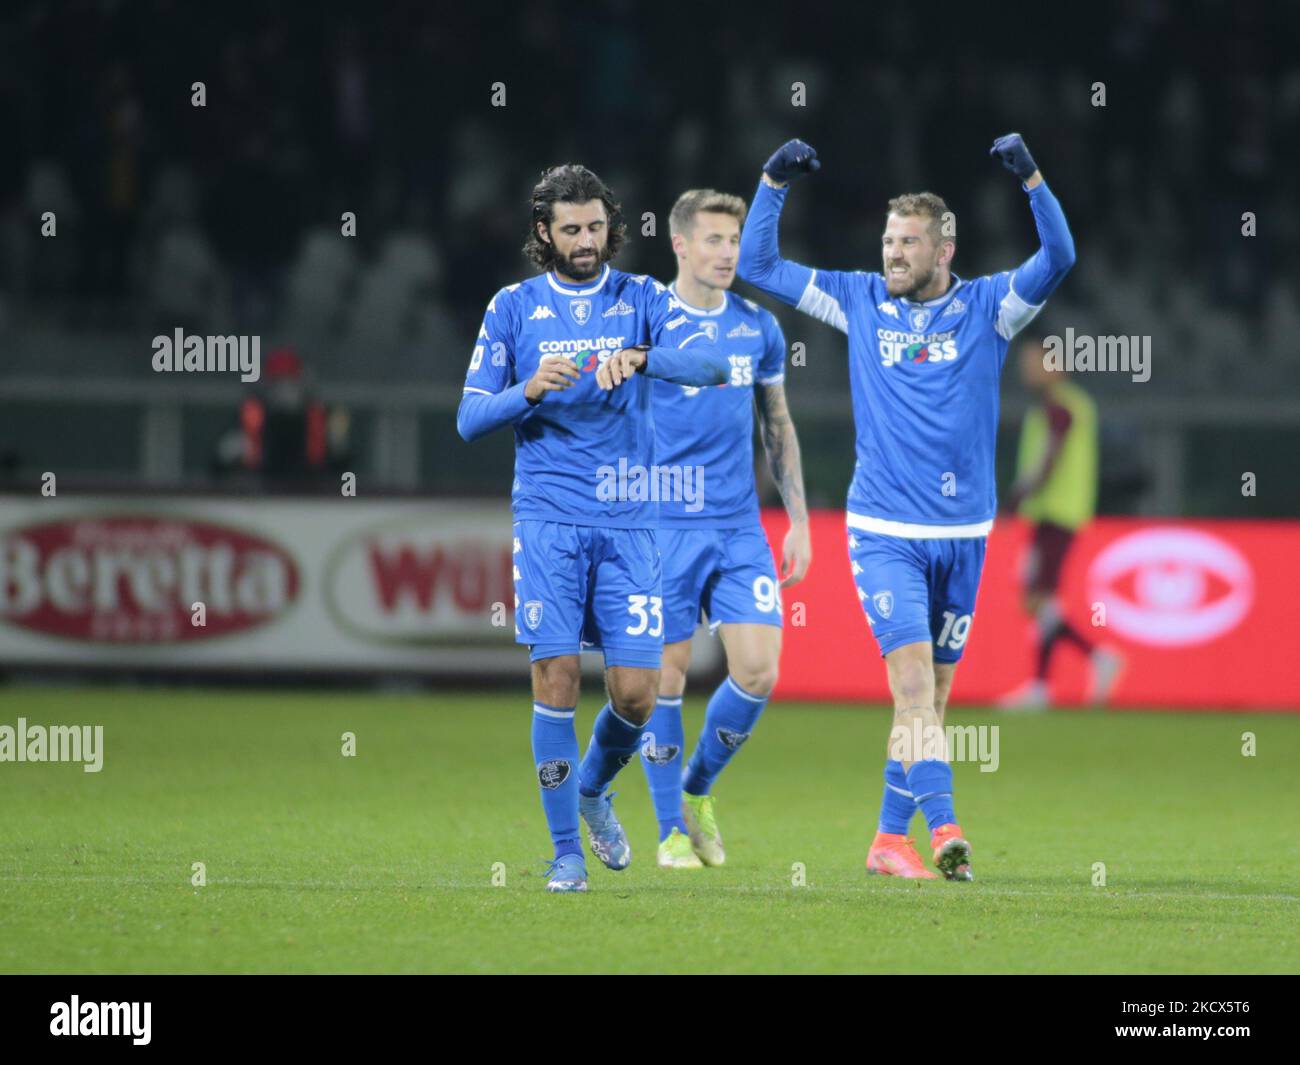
[531,702,581,860]
[682,676,768,797]
[641,696,689,841]
[878,759,917,834]
[905,759,956,831]
[578,702,644,798]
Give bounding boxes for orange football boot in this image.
[930,823,973,881]
[866,831,938,879]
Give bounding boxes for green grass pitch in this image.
[1,687,1297,974]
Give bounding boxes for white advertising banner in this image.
[0,495,658,674]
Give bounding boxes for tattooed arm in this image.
[755,380,812,586]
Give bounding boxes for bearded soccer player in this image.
[635,189,811,870]
[998,336,1122,708]
[456,164,734,893]
[737,135,1075,880]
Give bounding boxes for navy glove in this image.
[763,139,820,183]
[989,133,1038,182]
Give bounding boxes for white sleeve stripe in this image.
[996,279,1045,341]
[462,386,495,396]
[757,374,785,385]
[795,270,849,334]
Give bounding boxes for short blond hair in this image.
[886,191,953,246]
[669,189,747,237]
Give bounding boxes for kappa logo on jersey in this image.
[602,299,635,317]
[665,315,690,331]
[872,591,894,619]
[523,600,544,629]
[727,322,762,338]
[908,307,932,332]
[569,298,592,325]
[878,301,900,318]
[529,305,556,320]
[716,727,750,752]
[537,759,570,790]
[940,297,967,319]
[469,345,484,371]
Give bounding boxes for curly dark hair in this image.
[523,164,626,269]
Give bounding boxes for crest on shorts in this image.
[872,591,894,619]
[908,307,931,332]
[716,728,750,752]
[537,759,570,790]
[524,600,544,629]
[569,298,592,325]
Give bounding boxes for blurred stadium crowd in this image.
[1,1,1296,506]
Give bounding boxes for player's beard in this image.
[553,245,607,282]
[886,261,937,300]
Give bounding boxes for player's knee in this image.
[893,660,933,710]
[610,690,655,726]
[731,662,778,697]
[533,657,580,706]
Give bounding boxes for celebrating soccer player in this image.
[998,336,1122,708]
[457,165,735,893]
[637,189,811,869]
[737,134,1075,880]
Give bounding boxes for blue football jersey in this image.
[793,266,1031,529]
[650,284,787,528]
[462,264,680,529]
[739,180,1074,535]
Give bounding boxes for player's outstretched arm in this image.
[596,344,730,391]
[737,139,822,307]
[990,133,1076,307]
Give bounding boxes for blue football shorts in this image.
[513,519,663,668]
[846,529,987,663]
[659,524,783,645]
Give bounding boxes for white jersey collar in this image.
[668,282,728,317]
[897,276,965,309]
[546,263,610,296]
